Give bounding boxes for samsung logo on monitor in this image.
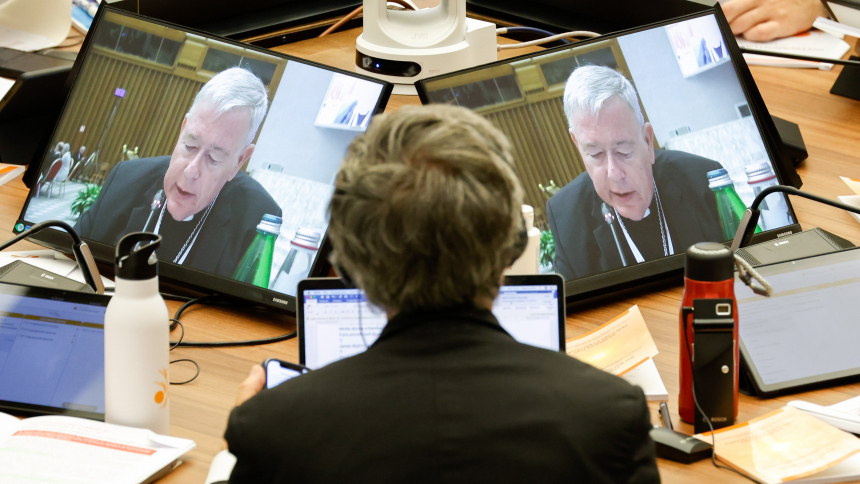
[272,297,289,306]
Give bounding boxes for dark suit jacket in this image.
[225,306,659,484]
[74,156,281,278]
[546,149,723,281]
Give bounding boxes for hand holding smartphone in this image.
[263,359,310,389]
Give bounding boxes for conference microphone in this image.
[142,189,165,234]
[602,202,628,267]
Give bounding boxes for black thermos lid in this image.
[685,242,734,282]
[115,232,162,280]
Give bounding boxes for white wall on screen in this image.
[617,22,748,147]
[248,61,359,184]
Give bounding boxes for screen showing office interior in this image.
[302,285,561,370]
[421,14,794,282]
[22,10,385,298]
[0,292,107,415]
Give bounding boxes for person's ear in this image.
[230,144,255,180]
[643,122,655,163]
[180,114,188,133]
[569,130,578,147]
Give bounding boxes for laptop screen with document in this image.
[298,275,565,370]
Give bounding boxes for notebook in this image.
[297,275,565,370]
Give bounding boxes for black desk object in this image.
[0,48,73,184]
[831,56,860,102]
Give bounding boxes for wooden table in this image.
[2,26,860,483]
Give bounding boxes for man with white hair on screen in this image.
[546,65,724,281]
[75,67,281,278]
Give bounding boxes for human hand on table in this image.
[235,365,266,407]
[722,0,829,41]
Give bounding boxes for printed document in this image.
[0,413,194,484]
[566,305,659,375]
[696,406,860,483]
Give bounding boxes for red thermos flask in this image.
[679,243,739,424]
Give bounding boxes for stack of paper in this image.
[566,306,668,401]
[814,16,860,39]
[737,29,850,70]
[789,395,860,435]
[0,163,25,187]
[0,412,195,484]
[696,406,860,483]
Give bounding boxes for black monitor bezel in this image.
[416,6,802,305]
[0,281,111,421]
[15,4,393,314]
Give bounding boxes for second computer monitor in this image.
[418,8,800,301]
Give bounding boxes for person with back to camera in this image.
[222,105,660,484]
[74,67,281,278]
[546,66,724,282]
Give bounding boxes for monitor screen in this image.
[0,287,108,419]
[17,7,391,307]
[300,284,563,370]
[735,248,860,393]
[418,12,797,291]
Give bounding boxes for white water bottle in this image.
[104,232,170,434]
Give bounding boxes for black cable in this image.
[682,317,762,484]
[738,48,860,67]
[171,332,297,348]
[169,319,184,351]
[503,27,571,44]
[161,293,194,303]
[735,185,860,250]
[0,220,84,250]
[167,318,200,384]
[168,295,297,348]
[751,185,860,215]
[169,359,200,385]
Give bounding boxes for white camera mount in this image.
[355,0,496,95]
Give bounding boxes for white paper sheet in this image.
[0,76,14,100]
[0,415,194,484]
[620,358,668,401]
[0,25,55,52]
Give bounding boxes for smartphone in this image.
[263,359,310,389]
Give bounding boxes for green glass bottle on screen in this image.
[233,214,282,288]
[708,168,761,241]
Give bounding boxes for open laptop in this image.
[297,274,565,370]
[0,282,109,420]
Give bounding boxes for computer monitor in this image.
[417,7,801,303]
[15,5,392,313]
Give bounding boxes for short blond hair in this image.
[327,105,524,313]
